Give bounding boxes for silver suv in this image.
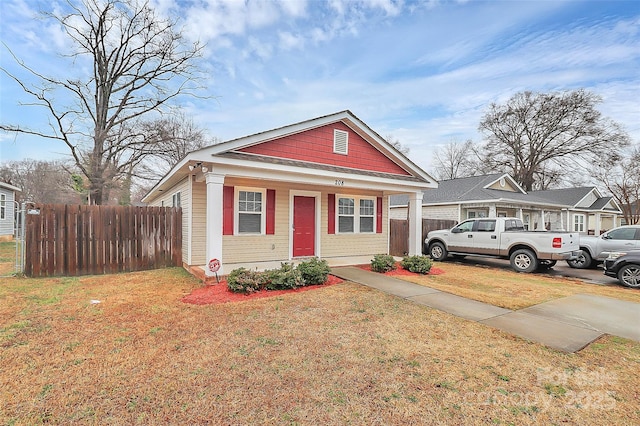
[568,225,640,269]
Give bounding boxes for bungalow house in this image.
[0,181,21,240]
[143,111,437,276]
[390,173,621,235]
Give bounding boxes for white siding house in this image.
[0,182,21,240]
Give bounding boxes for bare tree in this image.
[385,134,410,156]
[0,159,83,204]
[431,139,480,180]
[594,145,640,225]
[1,0,204,204]
[478,90,630,191]
[127,113,217,203]
[137,112,217,181]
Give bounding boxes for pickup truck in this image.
[425,217,581,273]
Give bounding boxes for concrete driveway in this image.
[450,256,622,287]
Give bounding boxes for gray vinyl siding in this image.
[0,189,16,236]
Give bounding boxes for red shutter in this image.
[328,194,335,234]
[376,196,383,233]
[223,186,234,235]
[266,189,276,235]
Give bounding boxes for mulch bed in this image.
[358,262,445,277]
[182,263,445,305]
[182,274,345,305]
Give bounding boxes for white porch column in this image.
[517,208,523,221]
[537,209,545,230]
[205,173,225,276]
[489,204,497,217]
[408,191,424,256]
[612,214,617,228]
[595,213,601,235]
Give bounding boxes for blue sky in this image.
[1,0,639,174]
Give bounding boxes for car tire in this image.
[429,242,448,261]
[510,249,538,273]
[567,250,593,269]
[617,264,640,288]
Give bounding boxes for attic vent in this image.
[333,129,348,155]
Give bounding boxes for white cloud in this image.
[278,31,304,50]
[279,0,307,17]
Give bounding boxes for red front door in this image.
[293,196,315,257]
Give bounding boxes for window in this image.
[504,219,525,231]
[338,197,354,233]
[523,214,530,230]
[454,220,475,233]
[573,214,585,232]
[467,210,487,219]
[336,195,376,233]
[238,190,263,234]
[605,227,637,240]
[172,192,181,208]
[333,129,348,154]
[359,199,374,233]
[0,194,5,220]
[477,219,496,232]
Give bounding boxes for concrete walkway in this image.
[331,267,640,353]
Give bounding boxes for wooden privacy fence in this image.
[390,218,457,256]
[25,204,182,277]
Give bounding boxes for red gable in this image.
[237,122,411,176]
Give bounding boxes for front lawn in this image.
[1,267,638,424]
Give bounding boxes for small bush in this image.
[371,254,397,273]
[401,255,433,274]
[227,268,262,293]
[297,257,331,285]
[263,263,301,290]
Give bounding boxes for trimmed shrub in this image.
[227,268,262,293]
[297,257,331,286]
[401,255,433,274]
[371,254,397,273]
[263,263,301,290]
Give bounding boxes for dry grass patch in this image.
[398,262,640,310]
[1,268,639,425]
[0,241,16,276]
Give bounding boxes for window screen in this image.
[238,191,262,233]
[338,197,354,233]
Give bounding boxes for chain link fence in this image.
[0,201,26,277]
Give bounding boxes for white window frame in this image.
[0,194,5,220]
[467,209,487,219]
[235,187,266,235]
[172,191,181,208]
[336,194,376,234]
[359,198,375,233]
[573,214,585,232]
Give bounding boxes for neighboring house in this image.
[143,111,437,276]
[0,182,21,240]
[390,173,622,235]
[530,186,622,235]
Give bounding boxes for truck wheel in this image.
[567,250,593,269]
[429,242,448,261]
[510,249,538,273]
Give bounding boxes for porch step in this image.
[186,265,221,285]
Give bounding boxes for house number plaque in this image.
[334,180,344,186]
